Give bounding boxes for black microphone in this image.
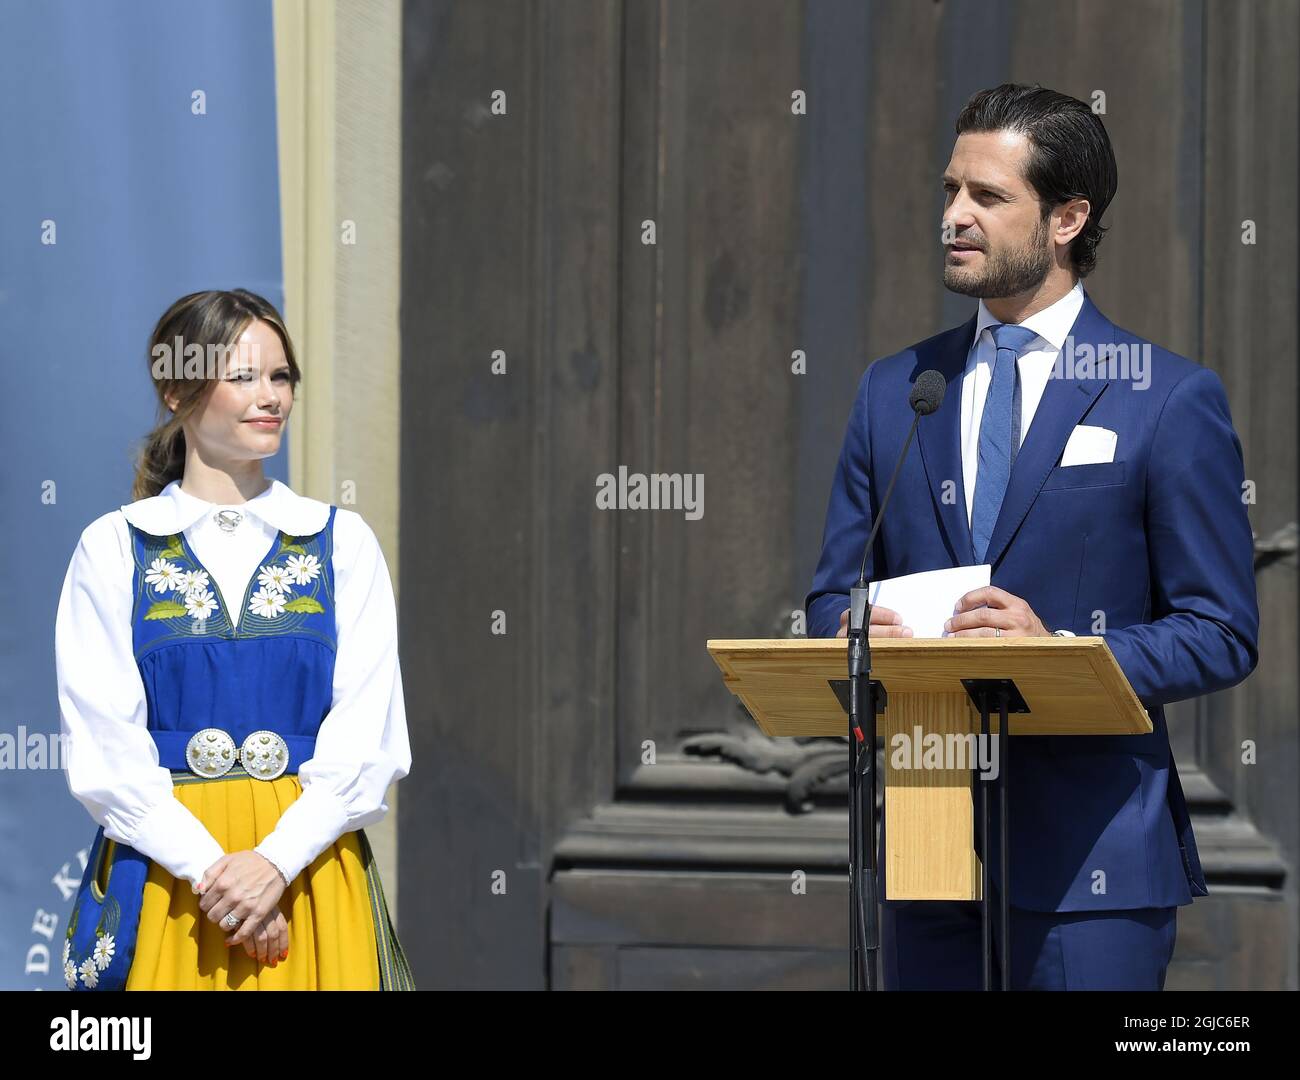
[909,367,946,415]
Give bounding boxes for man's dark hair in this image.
[955,83,1118,278]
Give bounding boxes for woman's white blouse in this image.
[54,479,411,887]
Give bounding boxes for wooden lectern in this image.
[706,636,1150,902]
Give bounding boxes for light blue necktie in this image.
[970,323,1039,563]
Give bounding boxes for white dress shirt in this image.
[961,280,1085,526]
[55,478,411,886]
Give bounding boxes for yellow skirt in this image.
[101,767,413,990]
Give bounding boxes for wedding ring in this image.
[220,913,242,931]
[994,627,1002,638]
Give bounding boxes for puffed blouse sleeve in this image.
[55,512,226,885]
[253,510,412,884]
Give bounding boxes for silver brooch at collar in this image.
[213,509,243,534]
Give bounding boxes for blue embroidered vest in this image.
[126,506,340,773]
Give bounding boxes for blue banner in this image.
[0,0,284,989]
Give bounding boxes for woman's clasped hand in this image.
[196,851,290,965]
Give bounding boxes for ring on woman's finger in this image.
[220,912,242,931]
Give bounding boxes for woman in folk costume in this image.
[55,288,414,990]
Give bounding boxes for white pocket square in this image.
[1060,424,1117,466]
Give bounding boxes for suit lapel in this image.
[916,313,978,566]
[980,290,1115,569]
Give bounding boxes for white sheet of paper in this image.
[867,564,992,638]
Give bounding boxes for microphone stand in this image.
[847,407,926,991]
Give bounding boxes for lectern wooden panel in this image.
[707,637,1151,899]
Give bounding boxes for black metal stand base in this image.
[835,673,1030,991]
[963,678,1030,991]
[847,678,886,991]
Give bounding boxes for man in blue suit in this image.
[806,84,1259,990]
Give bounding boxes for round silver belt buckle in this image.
[186,728,237,778]
[240,730,289,780]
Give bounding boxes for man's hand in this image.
[945,586,1050,637]
[837,604,913,639]
[196,852,289,962]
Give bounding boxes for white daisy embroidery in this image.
[62,939,70,968]
[64,958,78,989]
[257,563,294,595]
[184,588,219,621]
[180,569,211,596]
[248,587,287,619]
[285,553,321,586]
[93,932,116,970]
[145,557,185,593]
[78,956,99,988]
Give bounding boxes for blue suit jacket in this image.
[805,287,1259,912]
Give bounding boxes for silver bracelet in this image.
[258,850,291,887]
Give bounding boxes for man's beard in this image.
[943,215,1053,299]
